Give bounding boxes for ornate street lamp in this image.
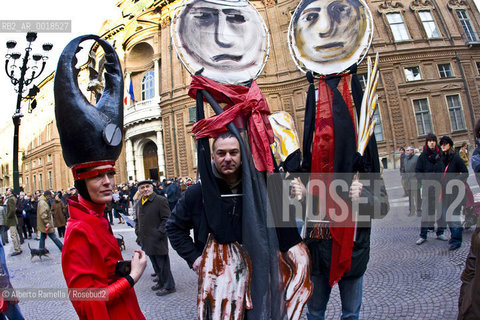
[4,32,52,194]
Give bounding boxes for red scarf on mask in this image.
[189,75,274,173]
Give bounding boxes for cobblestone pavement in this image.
[3,169,477,319]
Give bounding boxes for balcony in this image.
[462,32,480,47]
[124,98,161,128]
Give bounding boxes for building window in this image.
[25,163,29,171]
[38,157,42,166]
[141,70,155,100]
[48,171,52,189]
[446,95,466,131]
[33,175,37,191]
[47,154,52,162]
[32,160,36,169]
[26,177,29,191]
[188,106,196,123]
[476,62,480,75]
[39,173,43,190]
[373,108,384,142]
[457,9,477,42]
[438,64,453,78]
[358,73,367,89]
[413,98,433,136]
[386,13,410,41]
[404,66,422,81]
[418,11,441,38]
[191,136,197,168]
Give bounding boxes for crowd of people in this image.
[0,177,195,257]
[399,134,471,251]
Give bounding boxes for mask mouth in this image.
[315,42,344,50]
[211,54,242,62]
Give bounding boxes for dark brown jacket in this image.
[458,226,480,319]
[51,199,66,228]
[135,192,171,256]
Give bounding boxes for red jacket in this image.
[62,195,145,320]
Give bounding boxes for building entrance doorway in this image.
[143,141,159,181]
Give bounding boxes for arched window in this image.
[141,70,155,100]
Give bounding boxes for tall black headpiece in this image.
[54,35,123,180]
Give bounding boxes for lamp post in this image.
[4,32,52,194]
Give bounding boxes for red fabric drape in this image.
[311,76,356,287]
[189,75,275,173]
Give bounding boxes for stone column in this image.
[135,150,145,182]
[156,129,166,180]
[125,138,136,182]
[153,58,160,103]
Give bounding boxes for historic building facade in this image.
[6,0,480,192]
[367,0,480,167]
[119,0,480,177]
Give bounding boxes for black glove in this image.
[352,152,364,173]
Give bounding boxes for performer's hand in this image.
[198,236,252,320]
[281,242,313,320]
[290,177,306,201]
[192,256,202,275]
[349,178,363,202]
[130,250,147,283]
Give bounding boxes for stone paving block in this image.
[1,170,471,319]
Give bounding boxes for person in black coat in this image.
[438,136,468,250]
[167,132,311,319]
[152,181,166,197]
[472,119,480,187]
[29,193,40,240]
[128,183,138,209]
[135,180,175,296]
[22,194,35,239]
[415,133,446,245]
[165,179,180,211]
[458,119,480,319]
[166,177,241,269]
[15,192,25,244]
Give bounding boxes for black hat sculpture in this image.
[54,35,123,180]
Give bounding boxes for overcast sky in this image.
[0,0,121,125]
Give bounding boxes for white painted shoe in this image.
[416,237,426,245]
[437,234,448,241]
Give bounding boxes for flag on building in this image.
[124,78,135,106]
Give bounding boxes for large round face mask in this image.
[171,0,269,84]
[288,0,373,75]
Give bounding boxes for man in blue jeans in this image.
[306,178,389,320]
[0,239,24,319]
[415,134,446,245]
